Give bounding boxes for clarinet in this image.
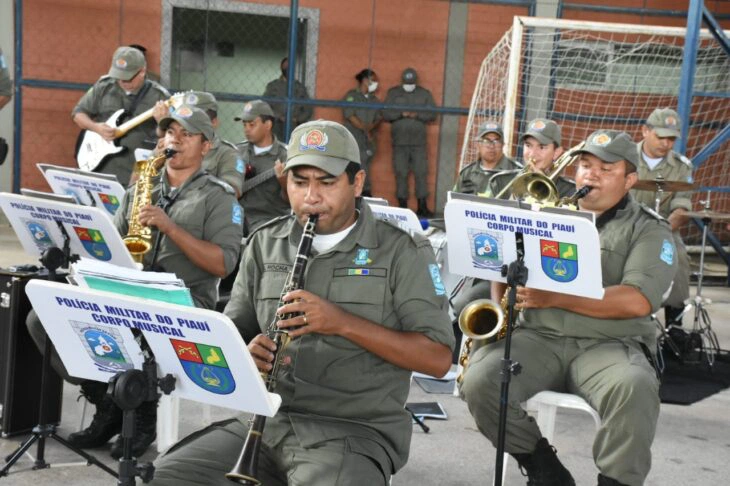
[226,214,319,485]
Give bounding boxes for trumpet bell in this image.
[458,298,505,341]
[511,172,559,203]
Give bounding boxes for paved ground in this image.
[0,223,728,485]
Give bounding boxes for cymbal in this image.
[685,210,730,221]
[632,179,696,192]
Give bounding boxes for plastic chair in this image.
[495,391,601,486]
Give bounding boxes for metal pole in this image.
[12,0,22,193]
[676,0,703,154]
[284,0,300,143]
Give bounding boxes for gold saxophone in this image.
[123,149,175,263]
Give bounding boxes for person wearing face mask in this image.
[383,67,437,217]
[342,68,383,197]
[263,57,314,143]
[72,46,170,186]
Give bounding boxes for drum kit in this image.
[635,176,726,368]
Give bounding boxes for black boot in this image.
[398,198,408,208]
[597,473,629,486]
[416,198,433,218]
[110,398,158,459]
[512,438,575,486]
[66,381,123,448]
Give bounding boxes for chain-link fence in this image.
[11,0,730,240]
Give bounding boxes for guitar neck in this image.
[242,167,277,194]
[114,97,177,138]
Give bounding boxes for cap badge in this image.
[186,93,199,105]
[664,116,677,127]
[531,120,546,131]
[176,106,193,118]
[485,123,499,130]
[591,133,611,146]
[243,102,252,112]
[115,58,128,68]
[300,129,329,152]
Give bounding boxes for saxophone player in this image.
[461,130,677,486]
[25,104,243,459]
[146,120,454,486]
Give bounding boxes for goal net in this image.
[460,16,730,243]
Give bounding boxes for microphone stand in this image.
[1,224,117,479]
[493,232,528,485]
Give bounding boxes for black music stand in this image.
[492,232,528,485]
[1,227,118,479]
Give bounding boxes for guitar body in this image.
[75,109,127,172]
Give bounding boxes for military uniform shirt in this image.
[204,135,245,197]
[486,168,575,199]
[520,196,676,349]
[114,169,243,310]
[454,155,522,194]
[263,77,314,124]
[236,139,290,231]
[0,48,12,97]
[631,141,693,218]
[73,76,170,185]
[342,88,382,151]
[382,86,437,146]
[224,203,454,473]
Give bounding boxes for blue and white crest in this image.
[236,158,245,173]
[71,322,134,374]
[468,229,502,270]
[232,203,242,225]
[353,248,372,265]
[660,239,674,265]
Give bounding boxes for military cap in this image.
[108,46,146,81]
[183,91,218,113]
[159,104,215,141]
[402,68,418,83]
[285,120,360,176]
[477,121,504,140]
[521,118,561,146]
[576,129,639,168]
[646,108,681,138]
[234,100,275,122]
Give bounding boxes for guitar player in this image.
[72,46,169,186]
[234,99,290,233]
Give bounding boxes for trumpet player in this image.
[486,118,575,199]
[25,105,243,459]
[146,120,454,486]
[461,130,676,486]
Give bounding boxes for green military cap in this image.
[108,46,146,81]
[285,120,361,176]
[234,99,275,122]
[646,108,681,138]
[476,121,504,140]
[402,67,418,83]
[159,104,215,141]
[577,129,639,167]
[521,118,561,146]
[183,91,218,112]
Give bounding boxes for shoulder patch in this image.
[660,239,675,265]
[206,175,236,195]
[232,202,243,225]
[428,263,447,296]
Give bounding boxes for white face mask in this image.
[402,84,416,93]
[367,81,378,93]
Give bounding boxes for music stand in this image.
[0,227,118,479]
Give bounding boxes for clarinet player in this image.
[146,120,454,486]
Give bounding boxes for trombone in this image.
[494,142,586,203]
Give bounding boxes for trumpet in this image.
[495,142,586,203]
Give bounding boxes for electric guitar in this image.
[240,165,279,195]
[75,93,185,172]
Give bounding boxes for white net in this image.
[460,17,730,243]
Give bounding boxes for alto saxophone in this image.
[123,149,175,264]
[226,214,319,485]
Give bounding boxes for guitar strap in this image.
[126,80,152,119]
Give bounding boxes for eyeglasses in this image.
[477,139,502,146]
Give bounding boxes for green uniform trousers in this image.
[148,418,390,486]
[460,329,660,486]
[392,145,428,200]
